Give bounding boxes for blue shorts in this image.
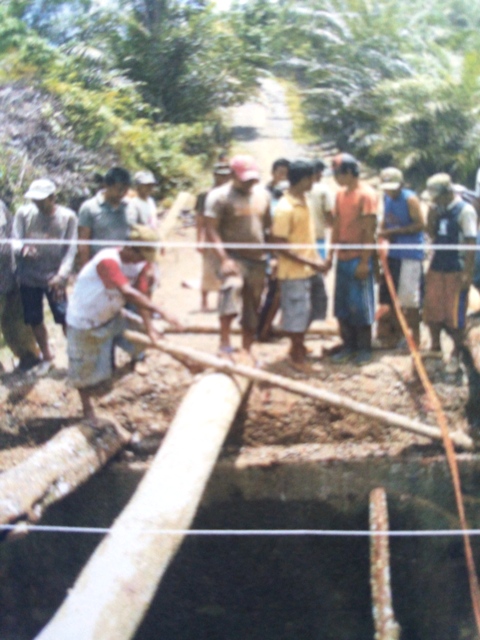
[20,285,67,326]
[334,258,375,326]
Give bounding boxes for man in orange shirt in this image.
[325,153,378,365]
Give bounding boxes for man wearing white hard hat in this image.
[13,178,77,373]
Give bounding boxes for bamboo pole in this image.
[124,330,473,450]
[35,371,250,640]
[158,191,195,243]
[120,307,339,336]
[369,488,401,640]
[0,419,129,526]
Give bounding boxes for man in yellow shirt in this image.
[272,160,328,372]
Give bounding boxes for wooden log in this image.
[158,191,195,243]
[120,307,339,337]
[0,419,129,526]
[36,371,250,640]
[369,488,401,640]
[124,330,473,450]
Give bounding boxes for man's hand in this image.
[22,244,38,258]
[162,311,184,331]
[461,271,473,290]
[221,257,239,277]
[147,327,162,344]
[311,259,329,274]
[354,261,370,280]
[48,274,66,300]
[323,256,333,273]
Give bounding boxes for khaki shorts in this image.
[201,249,221,292]
[397,259,422,309]
[218,258,266,333]
[67,315,124,389]
[423,270,468,329]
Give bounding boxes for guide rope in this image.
[379,243,480,632]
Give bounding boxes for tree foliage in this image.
[0,0,257,198]
[231,0,480,187]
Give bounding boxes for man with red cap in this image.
[325,153,378,365]
[204,154,271,356]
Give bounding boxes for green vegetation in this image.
[1,0,480,196]
[0,1,258,199]
[229,0,480,188]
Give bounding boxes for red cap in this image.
[230,155,261,182]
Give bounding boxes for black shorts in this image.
[20,285,67,326]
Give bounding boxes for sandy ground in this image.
[0,79,473,472]
[0,220,472,472]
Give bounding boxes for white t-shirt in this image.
[126,196,157,229]
[67,248,147,329]
[306,181,334,240]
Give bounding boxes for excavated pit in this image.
[2,453,480,640]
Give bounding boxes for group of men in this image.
[0,168,180,421]
[196,152,478,374]
[0,151,477,420]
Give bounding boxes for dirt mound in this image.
[0,82,118,210]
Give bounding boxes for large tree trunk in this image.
[35,372,250,640]
[0,420,129,527]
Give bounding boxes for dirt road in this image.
[230,77,307,175]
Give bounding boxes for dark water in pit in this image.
[0,489,478,640]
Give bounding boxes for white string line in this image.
[2,524,480,537]
[1,238,479,251]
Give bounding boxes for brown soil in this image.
[0,225,471,472]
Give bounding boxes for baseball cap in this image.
[25,179,56,200]
[134,170,157,186]
[213,162,231,176]
[379,167,403,190]
[230,155,261,182]
[426,173,453,198]
[129,224,159,262]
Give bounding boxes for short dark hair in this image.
[288,160,314,186]
[272,158,290,173]
[104,167,131,187]
[332,153,359,177]
[314,159,326,173]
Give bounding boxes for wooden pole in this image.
[0,419,129,526]
[120,307,339,336]
[369,487,401,640]
[35,371,250,640]
[158,191,195,244]
[124,330,473,450]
